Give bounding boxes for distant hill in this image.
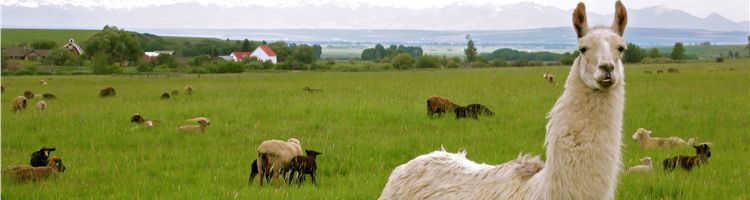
[1,29,98,48]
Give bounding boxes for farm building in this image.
[143,51,175,62]
[229,51,253,62]
[63,38,84,55]
[227,45,277,63]
[1,47,51,61]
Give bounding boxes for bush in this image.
[136,61,155,72]
[45,49,83,66]
[21,60,39,73]
[189,55,212,66]
[414,55,440,68]
[491,59,507,67]
[715,57,724,63]
[208,61,245,73]
[262,60,274,69]
[391,53,414,69]
[447,60,460,68]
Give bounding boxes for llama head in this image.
[694,143,711,158]
[632,128,651,140]
[572,1,627,90]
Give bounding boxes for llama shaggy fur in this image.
[36,100,47,111]
[632,128,695,148]
[380,2,628,199]
[12,96,28,112]
[257,138,304,185]
[426,96,459,117]
[287,150,322,185]
[627,157,653,173]
[30,147,57,167]
[4,156,65,182]
[663,143,711,172]
[178,117,210,133]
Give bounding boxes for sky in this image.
[2,0,748,22]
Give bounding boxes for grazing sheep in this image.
[381,2,629,199]
[4,156,65,182]
[184,85,193,95]
[664,144,712,171]
[178,117,210,133]
[455,104,494,119]
[36,100,47,111]
[99,87,116,97]
[287,150,322,185]
[543,73,556,84]
[644,71,653,74]
[42,93,57,100]
[627,157,653,173]
[303,86,323,92]
[40,80,47,86]
[632,128,695,148]
[656,70,665,74]
[131,113,159,128]
[30,147,57,167]
[1,85,4,93]
[257,138,304,185]
[12,96,28,112]
[667,68,679,73]
[426,96,459,117]
[171,90,179,96]
[160,92,170,100]
[24,90,35,99]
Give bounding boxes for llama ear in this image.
[572,2,589,38]
[611,0,627,36]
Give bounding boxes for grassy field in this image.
[1,29,99,48]
[1,59,748,199]
[657,44,748,60]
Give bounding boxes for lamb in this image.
[455,103,494,119]
[24,90,35,99]
[287,150,322,185]
[12,96,28,112]
[303,86,323,92]
[542,73,556,84]
[40,80,48,86]
[177,117,210,133]
[627,157,653,173]
[3,156,65,182]
[160,92,170,100]
[663,143,711,171]
[632,128,695,148]
[426,96,459,117]
[184,85,193,95]
[131,113,159,128]
[257,138,304,185]
[30,147,57,167]
[36,100,47,111]
[248,159,272,184]
[99,87,116,97]
[380,2,629,199]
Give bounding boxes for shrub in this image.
[391,53,414,69]
[45,48,83,66]
[209,61,245,73]
[492,59,507,67]
[414,55,440,68]
[189,55,212,66]
[641,57,674,64]
[715,57,724,63]
[21,60,39,73]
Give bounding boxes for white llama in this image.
[380,1,629,199]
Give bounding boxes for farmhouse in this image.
[63,38,84,55]
[143,51,175,62]
[229,51,253,62]
[1,47,51,61]
[227,45,277,63]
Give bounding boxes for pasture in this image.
[1,59,748,199]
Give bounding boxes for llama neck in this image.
[528,63,625,199]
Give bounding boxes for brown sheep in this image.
[454,104,494,119]
[160,92,170,100]
[257,138,303,185]
[663,144,711,171]
[303,86,323,92]
[12,96,28,112]
[171,90,179,96]
[3,156,65,182]
[427,96,459,117]
[184,85,194,95]
[1,85,4,93]
[42,93,57,100]
[24,90,35,99]
[99,87,116,97]
[287,150,322,185]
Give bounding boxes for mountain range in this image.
[2,2,748,31]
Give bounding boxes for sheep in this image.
[41,93,57,100]
[24,90,35,99]
[160,92,170,100]
[4,156,65,182]
[184,85,194,95]
[30,147,57,167]
[380,2,629,199]
[644,70,653,74]
[303,86,323,92]
[455,103,494,119]
[426,96,459,117]
[131,113,159,128]
[664,143,712,171]
[177,117,210,133]
[668,68,679,73]
[543,73,556,84]
[36,100,47,111]
[171,90,179,96]
[1,85,4,93]
[40,80,48,86]
[287,150,322,185]
[248,159,274,184]
[99,87,116,97]
[657,70,665,74]
[627,157,653,173]
[257,138,304,185]
[12,96,28,112]
[632,128,696,148]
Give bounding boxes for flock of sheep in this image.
[426,96,494,119]
[628,128,712,173]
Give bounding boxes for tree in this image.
[647,48,661,58]
[267,41,291,62]
[156,54,178,68]
[241,39,252,51]
[414,55,440,68]
[670,42,686,60]
[290,44,316,64]
[623,43,645,63]
[464,39,478,62]
[361,49,377,60]
[391,53,414,69]
[44,48,83,66]
[748,35,750,56]
[374,44,386,60]
[312,44,322,59]
[84,25,144,66]
[30,39,57,49]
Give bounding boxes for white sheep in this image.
[627,157,653,173]
[632,128,695,148]
[178,117,210,133]
[3,156,65,182]
[256,138,304,185]
[380,2,629,199]
[542,73,556,84]
[36,100,47,111]
[40,80,48,86]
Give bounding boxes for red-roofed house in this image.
[63,38,84,55]
[229,51,253,62]
[250,45,277,64]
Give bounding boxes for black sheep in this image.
[160,92,170,100]
[30,147,56,167]
[663,144,711,171]
[287,150,322,185]
[248,159,272,184]
[455,104,494,119]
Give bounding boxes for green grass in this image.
[1,29,99,48]
[2,59,748,199]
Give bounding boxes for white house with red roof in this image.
[250,45,277,64]
[229,51,253,62]
[63,38,84,55]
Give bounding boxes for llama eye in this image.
[617,46,625,52]
[579,47,587,53]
